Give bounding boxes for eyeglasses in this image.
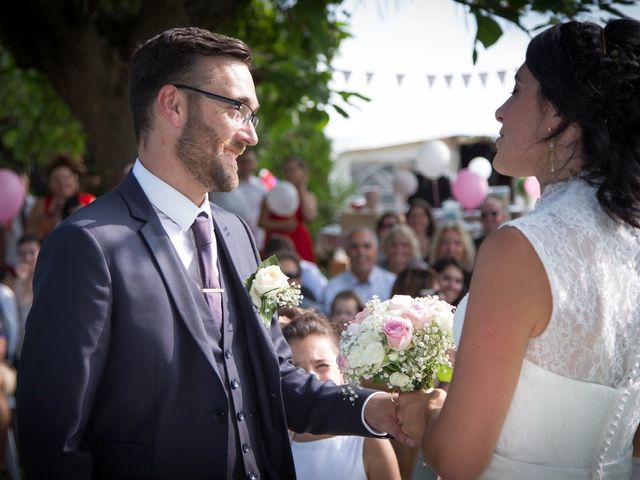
[173,83,259,128]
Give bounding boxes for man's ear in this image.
[156,84,187,129]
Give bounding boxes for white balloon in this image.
[265,181,300,217]
[392,170,418,196]
[416,140,451,179]
[468,156,493,180]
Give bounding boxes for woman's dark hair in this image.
[432,256,469,305]
[526,19,640,228]
[129,27,253,142]
[406,198,436,237]
[391,267,439,297]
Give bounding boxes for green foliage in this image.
[220,0,357,235]
[0,48,86,172]
[455,0,633,63]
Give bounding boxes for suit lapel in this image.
[213,216,278,366]
[118,173,222,378]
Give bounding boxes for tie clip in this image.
[202,288,224,293]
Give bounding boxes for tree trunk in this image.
[0,0,241,189]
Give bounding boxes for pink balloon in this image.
[524,176,541,200]
[0,169,25,223]
[452,169,489,209]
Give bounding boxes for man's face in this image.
[346,230,377,278]
[175,57,259,192]
[480,198,507,234]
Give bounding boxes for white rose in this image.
[359,341,385,367]
[346,323,361,337]
[387,295,413,312]
[250,265,289,299]
[347,345,365,368]
[389,372,412,388]
[434,309,454,333]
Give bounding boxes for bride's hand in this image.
[397,388,447,444]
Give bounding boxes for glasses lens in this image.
[238,105,259,128]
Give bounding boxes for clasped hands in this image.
[364,388,446,447]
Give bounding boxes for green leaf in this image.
[475,12,503,50]
[436,364,453,383]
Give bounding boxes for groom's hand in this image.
[397,388,447,444]
[363,392,416,447]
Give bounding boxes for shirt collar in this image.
[132,159,212,231]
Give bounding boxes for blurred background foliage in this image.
[0,0,632,232]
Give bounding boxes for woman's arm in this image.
[422,226,552,479]
[363,437,402,480]
[298,188,317,223]
[257,200,298,232]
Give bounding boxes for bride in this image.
[399,19,640,479]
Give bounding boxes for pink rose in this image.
[383,316,413,351]
[353,307,371,324]
[337,355,349,371]
[402,302,436,329]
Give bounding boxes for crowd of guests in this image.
[0,149,509,479]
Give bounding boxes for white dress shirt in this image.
[132,160,219,287]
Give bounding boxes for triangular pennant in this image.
[444,74,453,88]
[366,72,374,85]
[462,73,471,87]
[497,70,506,85]
[427,74,436,88]
[479,72,488,87]
[342,70,352,83]
[396,73,405,86]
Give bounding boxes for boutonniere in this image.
[244,256,302,327]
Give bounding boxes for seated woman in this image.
[429,222,476,274]
[379,224,427,275]
[282,310,401,480]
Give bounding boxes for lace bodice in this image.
[504,176,640,387]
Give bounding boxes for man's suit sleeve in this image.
[17,223,112,479]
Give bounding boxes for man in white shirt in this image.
[322,227,396,315]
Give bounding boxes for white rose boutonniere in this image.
[244,256,302,327]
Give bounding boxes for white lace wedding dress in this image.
[453,176,640,479]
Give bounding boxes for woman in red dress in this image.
[259,156,317,262]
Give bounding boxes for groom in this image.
[17,27,411,479]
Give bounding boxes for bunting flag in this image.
[330,67,518,89]
[366,72,374,85]
[444,74,453,88]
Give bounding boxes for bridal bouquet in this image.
[339,294,455,400]
[245,256,302,327]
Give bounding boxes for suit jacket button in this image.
[242,442,250,453]
[230,379,240,389]
[214,410,226,423]
[224,348,232,359]
[236,411,245,421]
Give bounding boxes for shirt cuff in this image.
[361,391,388,437]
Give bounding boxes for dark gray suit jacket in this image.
[17,173,373,479]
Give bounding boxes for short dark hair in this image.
[330,290,365,316]
[526,19,640,227]
[281,310,339,348]
[391,267,438,297]
[129,27,253,141]
[47,155,79,177]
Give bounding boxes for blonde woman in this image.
[429,222,476,273]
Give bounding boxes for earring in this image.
[548,142,556,173]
